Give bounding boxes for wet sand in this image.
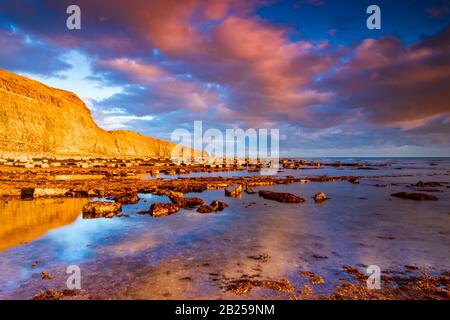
[0,158,449,299]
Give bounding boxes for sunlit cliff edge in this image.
[0,68,195,159]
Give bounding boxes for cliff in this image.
[0,68,190,159]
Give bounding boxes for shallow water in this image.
[144,157,450,180]
[0,158,449,299]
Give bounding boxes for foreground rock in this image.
[82,201,122,219]
[225,184,243,197]
[225,278,295,295]
[197,200,228,214]
[391,192,438,201]
[258,190,306,203]
[148,203,180,217]
[315,265,450,300]
[33,289,76,300]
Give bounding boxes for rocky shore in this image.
[1,156,448,300]
[1,156,434,203]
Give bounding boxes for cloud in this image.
[0,0,449,155]
[0,28,70,76]
[95,58,223,116]
[324,25,450,127]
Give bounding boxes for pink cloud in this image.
[97,58,221,113]
[325,26,450,126]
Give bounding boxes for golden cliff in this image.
[0,68,190,158]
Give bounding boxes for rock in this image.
[258,190,306,203]
[225,184,243,197]
[391,192,438,201]
[149,203,180,217]
[82,201,122,219]
[33,290,64,300]
[168,195,185,207]
[167,193,204,208]
[411,181,443,188]
[299,285,313,296]
[211,200,228,211]
[114,193,139,204]
[313,192,329,202]
[182,197,205,208]
[33,188,69,198]
[21,187,35,200]
[197,206,213,214]
[40,271,53,280]
[197,200,228,214]
[226,278,295,295]
[149,170,159,177]
[244,186,257,194]
[300,271,325,285]
[248,253,270,262]
[156,189,184,198]
[21,188,69,199]
[349,178,360,184]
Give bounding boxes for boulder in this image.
[149,203,180,217]
[82,201,122,219]
[197,200,228,214]
[391,192,438,201]
[167,193,204,208]
[225,184,243,197]
[258,190,306,203]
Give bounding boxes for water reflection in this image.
[0,198,88,252]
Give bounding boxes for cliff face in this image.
[0,68,185,158]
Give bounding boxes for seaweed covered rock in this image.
[258,190,306,203]
[391,192,438,201]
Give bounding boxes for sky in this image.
[0,0,449,157]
